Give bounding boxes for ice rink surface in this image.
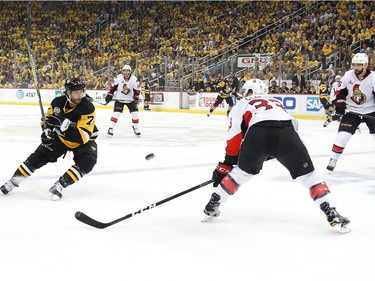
[1,104,375,281]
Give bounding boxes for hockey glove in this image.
[233,93,242,101]
[335,106,345,116]
[333,99,346,115]
[41,128,53,145]
[46,114,72,133]
[212,162,233,187]
[133,94,139,104]
[105,93,113,103]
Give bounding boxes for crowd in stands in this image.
[0,1,374,93]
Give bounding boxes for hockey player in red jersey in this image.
[0,78,98,200]
[105,64,141,137]
[202,79,350,233]
[327,53,375,171]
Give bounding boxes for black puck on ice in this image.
[145,153,155,160]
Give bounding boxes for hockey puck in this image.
[145,153,155,160]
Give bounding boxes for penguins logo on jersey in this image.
[351,84,366,105]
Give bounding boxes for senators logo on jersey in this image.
[121,84,130,95]
[350,84,366,105]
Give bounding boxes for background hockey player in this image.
[202,78,350,233]
[323,75,343,127]
[105,64,141,137]
[140,78,151,111]
[207,76,240,117]
[327,53,375,171]
[0,78,98,200]
[318,79,334,127]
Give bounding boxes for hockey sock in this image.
[61,164,85,187]
[330,131,351,160]
[109,112,122,128]
[12,160,37,185]
[299,170,335,207]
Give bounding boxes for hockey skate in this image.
[201,192,221,222]
[326,158,337,171]
[323,119,331,127]
[132,126,141,137]
[320,202,350,233]
[49,180,64,201]
[0,179,18,195]
[107,128,114,138]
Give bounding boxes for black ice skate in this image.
[323,118,331,127]
[132,126,141,137]
[0,179,18,195]
[327,158,337,171]
[320,202,350,233]
[202,192,221,222]
[107,128,114,138]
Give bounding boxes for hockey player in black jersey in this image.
[0,78,98,200]
[141,78,151,111]
[207,77,240,117]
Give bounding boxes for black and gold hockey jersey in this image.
[44,96,98,149]
[217,80,238,98]
[318,83,330,101]
[141,80,151,96]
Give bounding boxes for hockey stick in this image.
[93,99,109,106]
[26,6,46,128]
[75,179,214,229]
[85,94,109,106]
[346,111,375,121]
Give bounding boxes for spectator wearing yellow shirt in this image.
[322,42,333,56]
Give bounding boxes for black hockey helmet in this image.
[64,78,86,105]
[65,78,85,92]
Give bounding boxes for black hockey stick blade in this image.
[75,211,111,229]
[75,179,214,229]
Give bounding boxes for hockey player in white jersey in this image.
[202,79,350,233]
[323,75,342,127]
[105,64,141,137]
[327,53,375,171]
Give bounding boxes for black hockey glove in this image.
[233,93,242,101]
[46,113,64,128]
[105,93,113,103]
[46,114,72,133]
[41,128,54,145]
[133,94,139,104]
[333,99,346,115]
[212,162,233,187]
[335,106,345,116]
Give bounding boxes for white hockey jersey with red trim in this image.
[330,81,342,101]
[338,70,375,114]
[113,74,141,103]
[225,96,293,157]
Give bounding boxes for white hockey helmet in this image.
[335,75,342,81]
[122,64,132,71]
[240,79,268,97]
[351,53,368,66]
